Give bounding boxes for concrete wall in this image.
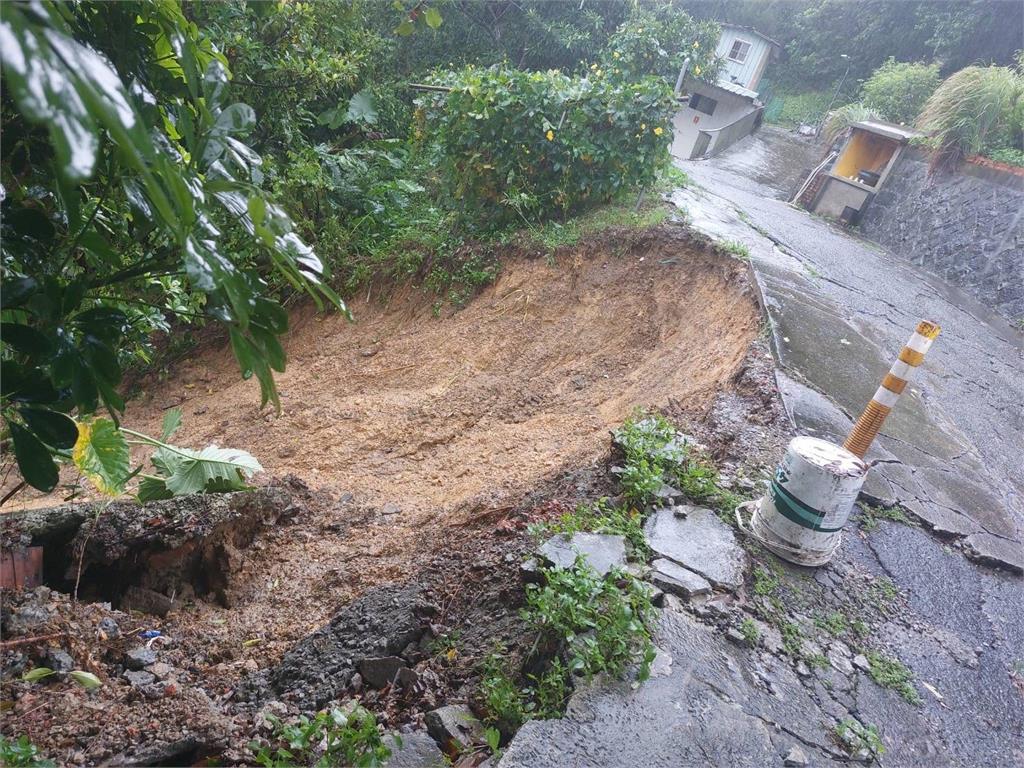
[672,84,755,160]
[707,107,764,158]
[715,28,772,91]
[815,176,872,219]
[859,149,1024,320]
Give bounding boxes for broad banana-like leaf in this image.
[163,445,262,497]
[73,418,130,496]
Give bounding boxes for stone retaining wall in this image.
[859,149,1024,320]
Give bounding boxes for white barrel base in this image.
[741,437,869,567]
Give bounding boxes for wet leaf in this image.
[73,418,130,496]
[19,407,78,449]
[9,423,59,492]
[22,667,56,683]
[69,670,102,690]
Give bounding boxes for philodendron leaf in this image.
[9,421,59,492]
[23,667,55,682]
[163,445,263,496]
[137,474,173,503]
[160,407,182,441]
[69,670,102,690]
[345,89,378,126]
[72,418,130,496]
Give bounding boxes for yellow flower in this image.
[613,51,620,59]
[546,129,554,141]
[654,126,664,136]
[641,123,646,130]
[693,65,701,75]
[692,41,699,48]
[590,63,598,70]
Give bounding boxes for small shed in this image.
[797,121,921,223]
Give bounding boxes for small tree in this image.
[860,58,940,125]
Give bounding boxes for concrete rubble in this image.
[643,507,747,590]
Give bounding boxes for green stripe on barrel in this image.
[769,481,845,533]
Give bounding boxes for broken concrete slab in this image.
[425,704,483,752]
[536,533,626,577]
[643,507,746,590]
[963,533,1024,574]
[650,558,711,599]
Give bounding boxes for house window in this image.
[690,93,717,116]
[727,39,751,63]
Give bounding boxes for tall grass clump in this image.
[917,64,1023,171]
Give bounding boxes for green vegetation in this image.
[763,89,832,127]
[865,650,921,705]
[613,411,750,519]
[780,620,804,657]
[856,502,915,533]
[0,736,55,768]
[251,705,393,767]
[417,66,674,227]
[481,563,655,736]
[815,611,849,637]
[861,59,941,125]
[739,618,760,647]
[534,498,649,558]
[821,103,883,145]
[752,565,781,597]
[917,62,1024,170]
[835,717,885,760]
[719,240,751,260]
[1,1,715,502]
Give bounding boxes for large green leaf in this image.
[19,407,78,449]
[345,89,378,126]
[163,445,263,496]
[9,421,59,492]
[137,474,174,503]
[72,418,130,496]
[160,407,183,441]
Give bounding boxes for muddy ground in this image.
[1,224,789,764]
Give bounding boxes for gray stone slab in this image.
[650,558,711,599]
[536,533,626,577]
[384,731,444,768]
[643,507,746,590]
[963,533,1024,574]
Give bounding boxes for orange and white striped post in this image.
[843,320,941,458]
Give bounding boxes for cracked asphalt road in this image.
[672,127,1024,565]
[499,128,1024,768]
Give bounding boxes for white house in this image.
[671,24,781,160]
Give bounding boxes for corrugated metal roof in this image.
[852,120,922,142]
[713,79,760,100]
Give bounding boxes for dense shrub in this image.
[861,58,940,124]
[600,9,721,84]
[415,66,675,223]
[917,65,1024,170]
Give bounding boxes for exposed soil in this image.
[2,225,768,764]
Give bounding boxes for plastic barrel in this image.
[751,436,868,566]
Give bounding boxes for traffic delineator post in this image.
[843,320,941,458]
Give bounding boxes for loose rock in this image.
[124,670,156,687]
[783,745,809,766]
[359,656,406,689]
[125,646,158,670]
[643,507,746,590]
[425,704,483,752]
[536,533,626,577]
[45,647,75,674]
[650,558,712,599]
